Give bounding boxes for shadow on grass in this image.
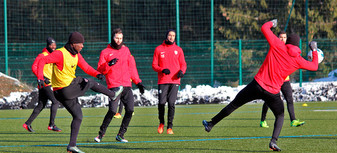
[0,139,60,143]
[81,145,271,152]
[0,132,70,139]
[84,124,259,128]
[0,150,46,153]
[0,146,65,153]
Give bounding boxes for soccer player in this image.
[260,31,305,128]
[202,19,319,151]
[94,28,145,143]
[36,32,123,153]
[23,37,61,132]
[152,29,187,134]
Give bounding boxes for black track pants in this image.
[118,101,124,114]
[58,76,115,100]
[261,81,296,122]
[210,79,284,142]
[25,86,60,126]
[158,84,179,129]
[54,77,115,147]
[99,87,134,137]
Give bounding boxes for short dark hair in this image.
[113,28,123,37]
[286,33,300,47]
[278,31,286,37]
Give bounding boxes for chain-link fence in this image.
[0,0,336,90]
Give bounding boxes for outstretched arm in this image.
[298,41,319,71]
[297,51,318,71]
[37,51,63,80]
[77,53,100,78]
[261,20,280,48]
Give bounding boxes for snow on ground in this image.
[313,69,337,82]
[0,72,32,100]
[0,81,337,109]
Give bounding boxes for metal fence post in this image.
[304,0,309,83]
[176,0,180,46]
[108,0,111,43]
[176,0,180,90]
[239,39,242,85]
[4,0,8,75]
[210,0,214,86]
[299,39,302,87]
[284,0,296,32]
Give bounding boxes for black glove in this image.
[177,70,184,78]
[162,69,170,75]
[43,76,50,84]
[309,41,317,51]
[271,19,277,28]
[96,74,105,81]
[108,58,119,66]
[136,82,145,94]
[37,79,44,89]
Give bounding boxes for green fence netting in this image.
[0,0,336,91]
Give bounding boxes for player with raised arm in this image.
[203,19,319,151]
[260,31,305,128]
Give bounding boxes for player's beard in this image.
[164,39,174,45]
[111,41,123,50]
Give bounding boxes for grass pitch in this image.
[0,102,337,152]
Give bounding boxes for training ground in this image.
[0,102,336,152]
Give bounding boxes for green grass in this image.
[1,102,337,153]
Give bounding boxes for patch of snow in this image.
[1,81,337,109]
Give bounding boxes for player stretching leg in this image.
[37,32,123,153]
[203,19,319,151]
